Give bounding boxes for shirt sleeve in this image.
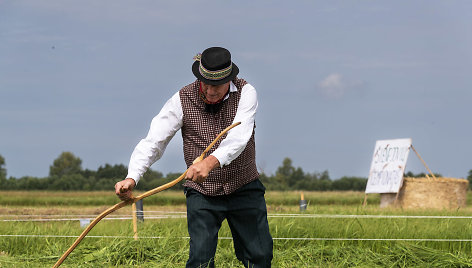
[211,83,258,167]
[126,92,183,184]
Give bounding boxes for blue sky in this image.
[1,1,471,180]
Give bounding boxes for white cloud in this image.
[318,73,346,99]
[317,73,367,99]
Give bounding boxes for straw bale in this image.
[380,177,468,209]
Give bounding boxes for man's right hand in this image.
[115,178,136,201]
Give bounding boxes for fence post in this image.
[300,192,307,212]
[135,199,144,222]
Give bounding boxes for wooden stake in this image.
[362,194,368,207]
[410,145,437,179]
[132,202,138,240]
[393,191,401,206]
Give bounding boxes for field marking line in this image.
[0,212,185,217]
[2,234,472,242]
[267,214,472,219]
[4,214,472,222]
[137,211,186,213]
[0,216,186,222]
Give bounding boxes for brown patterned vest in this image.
[180,77,259,195]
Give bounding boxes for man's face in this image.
[201,81,230,103]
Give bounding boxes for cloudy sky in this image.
[1,1,471,180]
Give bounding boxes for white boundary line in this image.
[0,212,186,217]
[1,234,472,242]
[3,214,472,222]
[0,216,187,222]
[268,214,472,219]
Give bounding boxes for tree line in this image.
[1,152,470,191]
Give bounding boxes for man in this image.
[115,47,273,267]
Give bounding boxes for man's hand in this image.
[115,178,136,201]
[185,155,220,183]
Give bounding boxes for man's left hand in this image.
[185,155,220,183]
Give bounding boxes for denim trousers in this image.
[184,179,273,268]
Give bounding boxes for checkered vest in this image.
[180,78,259,195]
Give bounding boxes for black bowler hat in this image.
[192,47,239,85]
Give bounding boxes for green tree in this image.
[14,176,48,190]
[92,177,116,191]
[137,169,165,190]
[310,171,332,191]
[287,167,305,188]
[81,168,97,179]
[332,176,367,191]
[293,171,332,191]
[49,174,87,191]
[49,152,83,177]
[273,157,295,189]
[277,158,295,177]
[319,170,330,181]
[165,172,186,191]
[0,154,6,185]
[96,164,128,179]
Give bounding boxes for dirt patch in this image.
[0,205,187,220]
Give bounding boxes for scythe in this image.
[52,122,241,267]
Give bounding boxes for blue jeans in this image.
[184,179,273,268]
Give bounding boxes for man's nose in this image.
[207,86,217,94]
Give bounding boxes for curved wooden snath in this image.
[53,122,241,268]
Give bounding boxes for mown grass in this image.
[2,191,472,267]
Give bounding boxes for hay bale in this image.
[380,177,468,209]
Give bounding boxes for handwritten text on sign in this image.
[365,138,412,194]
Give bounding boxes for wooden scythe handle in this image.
[53,121,241,267]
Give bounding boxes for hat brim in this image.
[192,61,239,85]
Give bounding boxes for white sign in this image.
[365,138,412,194]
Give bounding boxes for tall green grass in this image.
[2,191,472,267]
[2,217,472,267]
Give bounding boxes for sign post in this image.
[364,138,412,205]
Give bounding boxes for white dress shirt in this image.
[127,81,258,184]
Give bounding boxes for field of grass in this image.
[2,190,472,267]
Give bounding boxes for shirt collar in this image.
[229,81,237,93]
[223,81,236,101]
